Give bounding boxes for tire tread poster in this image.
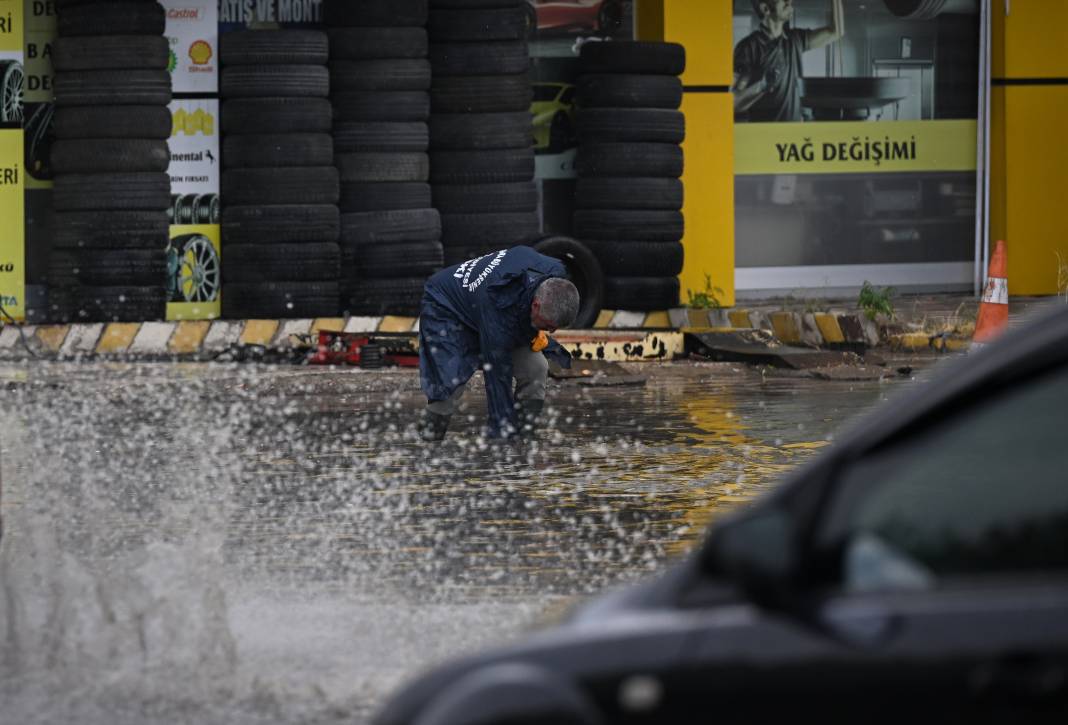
[1,0,24,320]
[732,0,980,294]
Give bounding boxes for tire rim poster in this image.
[0,0,24,321]
[164,1,221,320]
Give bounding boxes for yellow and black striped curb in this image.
[0,308,953,361]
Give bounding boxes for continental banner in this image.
[735,120,977,176]
[1,0,24,320]
[166,99,220,320]
[164,1,219,320]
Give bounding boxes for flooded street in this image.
[0,357,938,724]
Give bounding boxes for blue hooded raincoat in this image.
[419,246,573,437]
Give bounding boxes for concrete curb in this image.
[0,307,966,362]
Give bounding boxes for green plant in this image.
[857,280,895,321]
[686,274,725,309]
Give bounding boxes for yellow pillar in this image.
[639,0,736,307]
[991,2,1068,295]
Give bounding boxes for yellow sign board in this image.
[1,0,23,320]
[166,224,221,321]
[734,120,978,175]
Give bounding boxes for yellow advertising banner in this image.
[734,120,978,175]
[166,224,221,320]
[1,0,24,320]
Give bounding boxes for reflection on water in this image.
[0,361,906,723]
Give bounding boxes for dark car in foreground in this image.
[375,303,1068,725]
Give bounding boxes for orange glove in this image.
[531,331,549,352]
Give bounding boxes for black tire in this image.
[53,69,172,106]
[602,276,680,311]
[585,240,684,277]
[221,167,339,205]
[578,41,686,76]
[440,212,539,246]
[333,122,428,153]
[428,112,532,150]
[576,74,682,109]
[222,281,339,319]
[335,152,429,183]
[52,35,169,71]
[348,240,443,278]
[575,108,685,144]
[223,133,334,168]
[48,286,167,323]
[49,249,165,287]
[222,204,341,245]
[222,97,332,133]
[428,41,530,76]
[223,243,340,283]
[529,234,604,329]
[322,0,428,27]
[220,30,328,66]
[432,181,537,213]
[574,178,683,210]
[53,172,171,211]
[430,147,533,183]
[339,183,432,212]
[340,209,441,245]
[220,66,329,99]
[428,6,528,41]
[327,28,427,59]
[332,91,429,122]
[51,139,170,173]
[52,210,170,251]
[329,60,431,92]
[576,142,683,178]
[430,73,532,113]
[344,277,425,316]
[573,209,683,242]
[54,105,172,140]
[57,2,165,37]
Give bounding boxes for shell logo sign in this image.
[188,39,212,65]
[172,108,215,136]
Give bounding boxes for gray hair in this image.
[534,277,580,329]
[750,0,768,18]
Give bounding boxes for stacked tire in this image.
[325,0,441,317]
[427,0,538,266]
[219,30,341,319]
[48,0,172,323]
[573,42,686,311]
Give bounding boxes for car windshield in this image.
[821,361,1068,590]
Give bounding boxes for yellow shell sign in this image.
[188,39,212,65]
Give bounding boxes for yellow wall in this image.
[991,2,1068,295]
[640,0,736,307]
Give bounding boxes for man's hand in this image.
[733,73,768,114]
[808,0,844,50]
[531,331,549,352]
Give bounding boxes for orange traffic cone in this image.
[973,239,1008,344]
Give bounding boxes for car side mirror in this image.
[706,508,801,607]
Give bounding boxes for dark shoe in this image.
[418,410,451,442]
[516,399,545,436]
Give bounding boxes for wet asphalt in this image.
[0,353,946,724]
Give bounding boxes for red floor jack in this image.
[307,331,420,368]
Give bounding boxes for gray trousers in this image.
[427,346,548,416]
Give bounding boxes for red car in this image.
[527,0,624,36]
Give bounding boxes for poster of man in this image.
[733,0,845,122]
[733,0,980,124]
